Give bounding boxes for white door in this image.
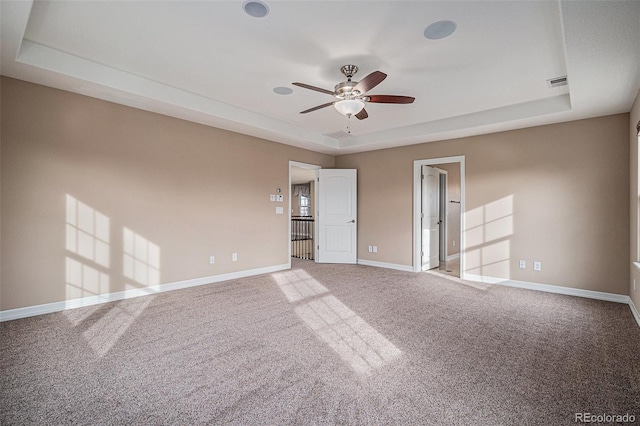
[422,166,440,270]
[317,169,357,264]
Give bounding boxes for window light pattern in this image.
[66,195,110,268]
[123,227,160,286]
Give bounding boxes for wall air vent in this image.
[547,75,568,88]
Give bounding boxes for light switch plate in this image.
[276,206,284,214]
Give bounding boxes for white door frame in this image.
[413,156,465,275]
[289,161,321,269]
[438,169,448,263]
[421,165,445,270]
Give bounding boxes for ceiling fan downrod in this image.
[340,65,358,80]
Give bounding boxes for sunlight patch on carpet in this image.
[83,295,154,357]
[296,295,402,375]
[273,269,328,302]
[273,269,401,374]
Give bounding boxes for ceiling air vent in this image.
[547,75,568,88]
[325,131,352,139]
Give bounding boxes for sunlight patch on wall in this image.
[65,256,110,304]
[272,269,401,375]
[464,195,513,279]
[64,195,112,316]
[465,240,511,278]
[63,195,159,356]
[66,195,110,267]
[123,227,160,287]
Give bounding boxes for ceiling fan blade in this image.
[353,71,387,94]
[292,82,335,96]
[367,95,415,104]
[355,108,368,120]
[300,101,336,114]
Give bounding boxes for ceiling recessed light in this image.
[273,86,293,95]
[243,1,269,18]
[424,20,457,40]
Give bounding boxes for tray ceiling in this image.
[2,1,639,154]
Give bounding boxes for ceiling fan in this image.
[293,65,415,120]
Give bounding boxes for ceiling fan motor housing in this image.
[334,81,361,99]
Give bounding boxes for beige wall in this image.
[630,88,640,309]
[336,114,630,295]
[0,77,334,310]
[0,75,634,311]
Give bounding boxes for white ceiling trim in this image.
[16,39,340,153]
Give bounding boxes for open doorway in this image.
[289,161,320,266]
[289,162,359,267]
[413,156,465,278]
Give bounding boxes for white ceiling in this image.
[2,1,639,155]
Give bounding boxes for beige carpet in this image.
[1,259,639,425]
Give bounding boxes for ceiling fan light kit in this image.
[293,64,415,122]
[334,99,365,116]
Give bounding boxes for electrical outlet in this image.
[519,260,526,269]
[276,195,284,202]
[452,240,456,247]
[232,253,238,262]
[533,261,542,271]
[270,195,276,201]
[368,246,373,253]
[209,256,215,264]
[373,246,378,253]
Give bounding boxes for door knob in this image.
[349,219,356,223]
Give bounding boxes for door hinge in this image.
[421,212,424,218]
[421,251,424,257]
[317,245,320,250]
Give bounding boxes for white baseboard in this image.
[464,273,630,304]
[629,299,640,328]
[5,264,638,327]
[0,263,290,322]
[357,259,414,272]
[446,253,460,262]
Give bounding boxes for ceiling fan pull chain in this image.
[347,114,351,134]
